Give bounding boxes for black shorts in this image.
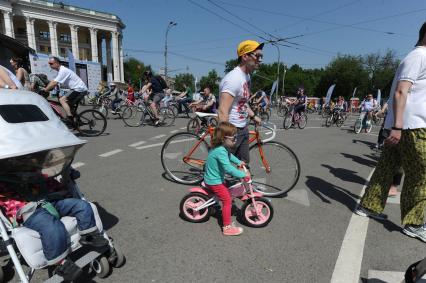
[151,92,165,105]
[64,90,87,107]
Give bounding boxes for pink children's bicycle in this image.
[179,167,274,228]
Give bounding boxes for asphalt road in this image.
[18,111,425,283]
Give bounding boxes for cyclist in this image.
[249,89,268,113]
[359,93,377,129]
[43,56,88,124]
[218,40,263,163]
[189,86,216,113]
[109,82,122,114]
[177,83,193,115]
[141,71,167,125]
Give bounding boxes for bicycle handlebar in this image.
[259,122,276,143]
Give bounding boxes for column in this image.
[48,21,58,56]
[97,36,103,65]
[2,11,13,38]
[106,34,112,82]
[119,35,124,82]
[70,24,79,60]
[111,31,120,82]
[25,17,36,50]
[89,27,98,62]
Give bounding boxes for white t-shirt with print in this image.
[54,66,87,92]
[219,66,250,128]
[384,46,426,130]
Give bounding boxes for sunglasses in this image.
[248,52,263,60]
[48,62,55,66]
[225,135,237,142]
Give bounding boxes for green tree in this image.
[316,54,369,100]
[174,73,195,92]
[123,57,152,89]
[363,50,399,96]
[224,59,238,73]
[199,69,221,94]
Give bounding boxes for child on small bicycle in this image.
[204,122,250,236]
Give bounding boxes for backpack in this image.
[154,75,168,90]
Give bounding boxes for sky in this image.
[66,0,425,79]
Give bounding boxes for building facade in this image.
[0,0,125,86]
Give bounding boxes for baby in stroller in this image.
[0,90,124,282]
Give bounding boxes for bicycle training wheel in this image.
[161,132,210,184]
[297,113,307,129]
[122,105,144,127]
[249,141,300,197]
[159,107,175,127]
[283,113,293,129]
[76,109,107,137]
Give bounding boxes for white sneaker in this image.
[402,224,426,243]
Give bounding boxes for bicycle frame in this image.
[182,123,276,173]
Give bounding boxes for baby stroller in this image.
[0,89,125,282]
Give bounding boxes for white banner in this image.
[325,84,336,104]
[352,87,357,98]
[376,89,381,106]
[67,49,76,72]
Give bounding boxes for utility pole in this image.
[164,21,177,79]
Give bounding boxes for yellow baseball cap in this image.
[237,40,264,57]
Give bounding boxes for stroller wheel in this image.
[91,256,111,278]
[109,244,126,268]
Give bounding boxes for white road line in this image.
[128,141,146,147]
[367,269,426,282]
[150,134,166,140]
[330,168,375,283]
[170,130,179,134]
[99,149,124,157]
[136,143,164,150]
[72,162,85,168]
[179,127,186,130]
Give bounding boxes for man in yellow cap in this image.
[218,40,264,163]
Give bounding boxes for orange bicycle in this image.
[160,122,300,197]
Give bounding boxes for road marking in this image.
[150,134,166,140]
[330,168,375,283]
[72,162,85,168]
[387,192,401,204]
[128,141,146,147]
[170,130,179,134]
[367,269,426,282]
[99,149,123,157]
[136,142,164,150]
[179,127,186,130]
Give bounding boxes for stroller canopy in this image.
[0,90,86,160]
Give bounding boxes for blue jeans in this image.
[24,198,97,261]
[112,98,122,111]
[178,97,192,113]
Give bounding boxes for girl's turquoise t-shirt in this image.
[203,146,246,185]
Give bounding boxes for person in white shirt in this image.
[218,40,263,163]
[0,65,23,90]
[355,21,426,243]
[43,57,88,122]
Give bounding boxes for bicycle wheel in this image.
[95,104,108,118]
[76,109,107,137]
[336,116,344,127]
[240,197,274,228]
[249,141,300,197]
[297,113,307,129]
[283,113,293,129]
[325,115,333,127]
[354,119,362,134]
[187,117,201,134]
[208,116,218,128]
[122,105,144,127]
[159,107,175,127]
[161,132,210,184]
[260,111,269,122]
[321,109,329,118]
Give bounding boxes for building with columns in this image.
[0,0,125,92]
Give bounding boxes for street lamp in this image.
[164,21,177,79]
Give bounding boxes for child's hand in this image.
[243,170,251,182]
[238,161,246,168]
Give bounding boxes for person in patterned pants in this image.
[355,21,426,242]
